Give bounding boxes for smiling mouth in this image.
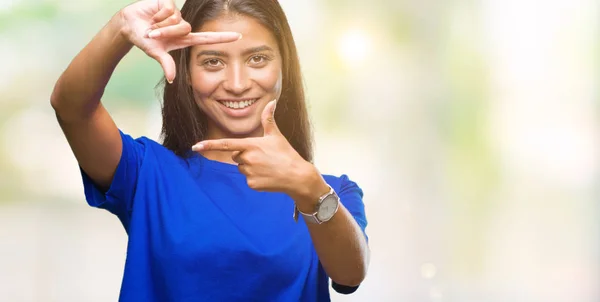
[217,99,258,109]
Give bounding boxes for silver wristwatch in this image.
[293,185,340,224]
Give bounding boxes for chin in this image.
[221,124,262,138]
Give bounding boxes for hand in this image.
[118,0,241,83]
[192,100,326,203]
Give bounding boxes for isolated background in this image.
[0,0,598,301]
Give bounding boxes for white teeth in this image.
[221,99,257,109]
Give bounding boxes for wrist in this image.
[109,11,134,51]
[289,163,330,213]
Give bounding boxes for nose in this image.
[222,62,251,95]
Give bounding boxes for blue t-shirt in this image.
[81,131,368,302]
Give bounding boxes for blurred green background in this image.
[1,0,599,301]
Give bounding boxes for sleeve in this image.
[80,130,146,230]
[337,174,368,242]
[331,174,369,294]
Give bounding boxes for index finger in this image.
[191,138,253,152]
[179,32,242,46]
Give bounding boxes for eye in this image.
[250,56,265,63]
[248,55,270,67]
[203,58,224,69]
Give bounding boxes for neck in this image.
[200,124,264,164]
[201,150,237,165]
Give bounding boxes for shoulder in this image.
[126,134,162,150]
[122,132,189,165]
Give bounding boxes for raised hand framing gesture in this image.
[51,1,369,296]
[119,0,241,82]
[192,99,329,207]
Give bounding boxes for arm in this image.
[51,0,241,190]
[50,13,131,190]
[291,168,370,287]
[192,100,370,287]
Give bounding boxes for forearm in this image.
[305,203,369,286]
[51,13,132,121]
[290,167,369,286]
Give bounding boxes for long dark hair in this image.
[160,0,313,162]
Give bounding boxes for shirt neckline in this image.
[193,152,241,174]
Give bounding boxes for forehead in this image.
[193,14,278,53]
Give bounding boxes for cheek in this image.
[190,69,223,99]
[252,67,283,96]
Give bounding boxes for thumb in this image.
[261,99,279,136]
[149,50,176,84]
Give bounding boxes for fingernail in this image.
[191,143,204,152]
[237,34,243,40]
[167,79,173,84]
[148,30,160,39]
[273,99,277,111]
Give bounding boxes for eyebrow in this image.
[196,50,226,58]
[242,45,274,56]
[196,45,274,59]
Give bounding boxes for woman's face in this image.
[189,14,283,139]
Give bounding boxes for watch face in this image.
[317,194,338,221]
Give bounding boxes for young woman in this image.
[51,0,369,300]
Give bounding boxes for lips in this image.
[217,99,258,109]
[214,97,261,118]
